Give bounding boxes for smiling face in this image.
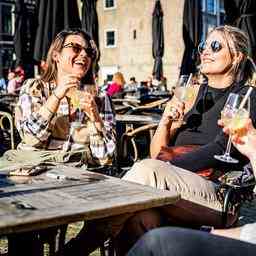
[54,34,92,79]
[200,31,234,76]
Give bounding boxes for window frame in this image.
[206,0,217,15]
[0,2,15,36]
[103,0,116,11]
[104,29,117,48]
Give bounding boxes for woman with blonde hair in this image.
[107,71,126,96]
[116,25,256,254]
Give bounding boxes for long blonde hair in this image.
[112,72,126,86]
[208,25,254,83]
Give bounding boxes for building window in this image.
[207,0,216,14]
[201,0,224,40]
[133,30,137,40]
[104,0,116,10]
[0,3,14,35]
[105,30,117,48]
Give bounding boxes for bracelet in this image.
[52,90,61,101]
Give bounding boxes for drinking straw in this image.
[239,87,253,109]
[238,57,256,109]
[185,73,193,87]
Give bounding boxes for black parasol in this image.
[82,0,99,48]
[13,0,37,68]
[33,0,81,62]
[152,0,164,81]
[180,0,202,76]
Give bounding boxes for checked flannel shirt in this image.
[15,78,116,166]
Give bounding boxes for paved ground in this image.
[239,199,256,226]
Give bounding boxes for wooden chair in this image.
[123,97,169,114]
[120,123,158,163]
[0,111,15,149]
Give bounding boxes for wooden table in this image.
[0,165,180,254]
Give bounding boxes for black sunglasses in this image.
[62,42,95,58]
[198,40,223,54]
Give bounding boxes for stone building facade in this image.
[96,0,184,87]
[96,0,225,87]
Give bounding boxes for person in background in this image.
[128,76,138,89]
[107,71,125,97]
[0,76,7,92]
[99,79,109,95]
[127,117,256,256]
[7,70,19,94]
[159,76,167,91]
[15,66,25,85]
[7,66,25,95]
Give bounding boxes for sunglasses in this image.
[198,40,223,54]
[62,42,95,58]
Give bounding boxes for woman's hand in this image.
[54,74,80,100]
[218,118,256,161]
[161,97,185,128]
[80,92,101,122]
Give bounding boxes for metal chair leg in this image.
[0,111,15,149]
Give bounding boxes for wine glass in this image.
[174,75,196,101]
[70,86,84,128]
[172,74,197,122]
[214,93,250,163]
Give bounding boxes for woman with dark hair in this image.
[15,29,116,167]
[10,28,120,255]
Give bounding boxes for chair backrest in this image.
[0,111,15,149]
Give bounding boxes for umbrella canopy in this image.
[33,0,81,62]
[82,0,99,48]
[152,0,164,81]
[81,0,100,74]
[180,0,202,76]
[14,0,37,66]
[224,0,256,61]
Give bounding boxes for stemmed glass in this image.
[69,83,84,128]
[172,74,197,123]
[214,93,250,163]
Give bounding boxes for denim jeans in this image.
[127,227,256,256]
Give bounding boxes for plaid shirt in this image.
[15,78,116,166]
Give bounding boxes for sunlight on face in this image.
[200,31,234,76]
[56,35,92,79]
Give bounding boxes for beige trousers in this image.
[123,159,231,228]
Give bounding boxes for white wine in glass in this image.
[214,93,250,163]
[173,75,197,122]
[229,108,250,137]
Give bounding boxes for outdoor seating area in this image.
[1,0,256,255]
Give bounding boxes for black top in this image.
[170,82,256,172]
